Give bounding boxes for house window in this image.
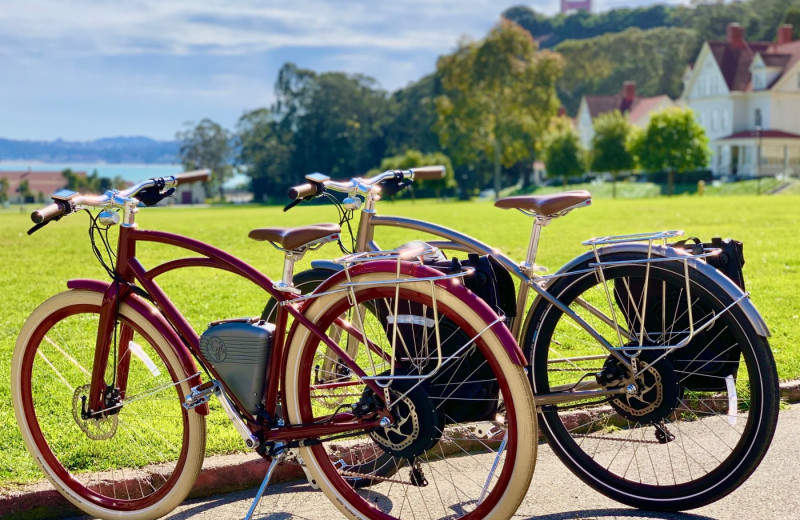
[711,110,719,130]
[722,110,730,131]
[797,73,800,88]
[755,108,763,128]
[754,73,764,90]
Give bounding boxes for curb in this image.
[0,453,303,520]
[4,380,800,519]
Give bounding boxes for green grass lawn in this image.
[1,195,799,486]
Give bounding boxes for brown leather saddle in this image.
[248,223,341,251]
[494,190,591,217]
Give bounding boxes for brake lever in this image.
[283,199,303,212]
[27,216,59,235]
[138,186,175,207]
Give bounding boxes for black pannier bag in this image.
[372,253,515,423]
[613,237,745,392]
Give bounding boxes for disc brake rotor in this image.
[609,355,681,424]
[72,384,118,440]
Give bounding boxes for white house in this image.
[576,81,674,149]
[681,23,800,177]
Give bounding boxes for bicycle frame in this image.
[320,188,770,408]
[81,223,399,445]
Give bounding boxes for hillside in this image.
[0,136,178,164]
[503,0,800,114]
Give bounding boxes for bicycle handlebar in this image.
[288,183,319,200]
[175,169,212,185]
[286,165,446,201]
[409,165,446,180]
[30,169,212,224]
[31,200,70,224]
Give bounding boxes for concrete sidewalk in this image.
[61,403,800,520]
[6,383,800,519]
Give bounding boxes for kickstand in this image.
[244,449,287,520]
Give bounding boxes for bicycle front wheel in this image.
[284,269,537,520]
[525,252,778,511]
[11,289,206,520]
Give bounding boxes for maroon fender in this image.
[291,261,526,366]
[66,279,209,415]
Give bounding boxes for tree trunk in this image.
[493,140,502,200]
[612,171,617,198]
[668,169,675,196]
[563,176,567,188]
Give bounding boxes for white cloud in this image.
[0,0,502,57]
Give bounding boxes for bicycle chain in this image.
[338,468,410,485]
[572,433,664,445]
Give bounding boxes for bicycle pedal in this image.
[183,380,220,410]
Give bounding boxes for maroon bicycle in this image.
[11,171,537,520]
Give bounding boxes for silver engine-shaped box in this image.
[198,318,275,415]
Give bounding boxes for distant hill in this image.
[0,136,179,163]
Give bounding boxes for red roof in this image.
[0,170,85,199]
[717,129,800,140]
[707,38,800,92]
[583,94,671,121]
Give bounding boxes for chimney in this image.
[622,81,636,101]
[727,23,746,49]
[777,24,794,45]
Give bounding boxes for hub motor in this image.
[362,376,444,459]
[605,352,682,424]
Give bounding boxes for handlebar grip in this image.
[288,183,319,200]
[411,165,446,181]
[175,169,211,185]
[31,200,68,224]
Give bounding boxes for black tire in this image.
[524,251,779,511]
[261,267,400,487]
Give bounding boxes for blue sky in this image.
[0,0,687,141]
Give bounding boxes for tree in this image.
[436,19,563,198]
[176,118,233,199]
[376,150,455,198]
[543,117,585,188]
[385,74,442,156]
[632,106,710,195]
[590,110,636,198]
[781,6,800,40]
[236,108,294,201]
[17,179,33,203]
[554,26,699,113]
[0,176,8,204]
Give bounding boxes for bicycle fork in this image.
[85,283,132,418]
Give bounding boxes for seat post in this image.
[520,217,549,276]
[275,250,303,294]
[511,216,550,340]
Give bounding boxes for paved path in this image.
[70,405,800,520]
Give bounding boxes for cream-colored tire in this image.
[12,290,206,520]
[284,272,537,520]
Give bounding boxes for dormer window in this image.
[754,72,765,90]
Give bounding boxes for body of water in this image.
[0,162,248,188]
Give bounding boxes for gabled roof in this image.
[583,94,671,122]
[706,38,800,92]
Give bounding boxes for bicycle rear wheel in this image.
[525,252,778,511]
[284,269,537,520]
[11,290,206,520]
